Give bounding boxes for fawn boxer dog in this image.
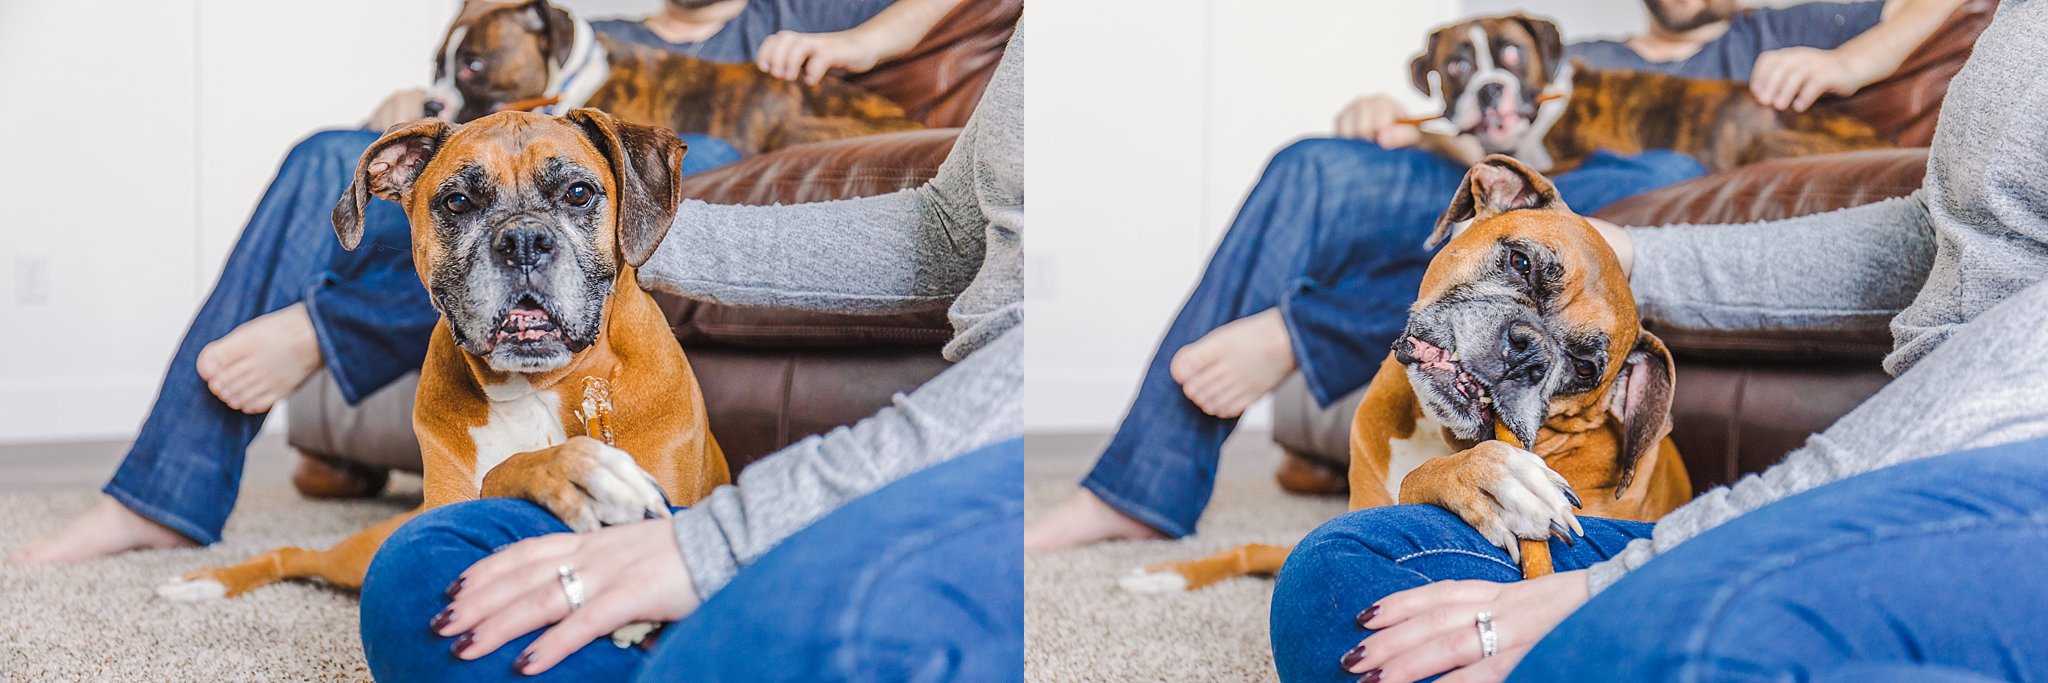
[426,0,922,154]
[1124,156,1691,592]
[157,109,729,602]
[1407,15,1888,173]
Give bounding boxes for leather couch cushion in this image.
[1593,149,1929,363]
[690,346,954,472]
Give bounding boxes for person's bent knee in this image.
[362,499,561,681]
[1272,505,1507,683]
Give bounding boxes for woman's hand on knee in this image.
[433,519,701,675]
[1344,570,1590,683]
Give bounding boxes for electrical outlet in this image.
[15,256,49,306]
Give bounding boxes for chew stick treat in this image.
[1400,93,1566,127]
[1495,422,1557,579]
[576,376,617,446]
[496,95,564,113]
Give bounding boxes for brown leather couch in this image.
[1272,1,1993,494]
[284,1,1020,496]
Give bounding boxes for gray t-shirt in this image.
[592,0,896,63]
[1565,0,1885,80]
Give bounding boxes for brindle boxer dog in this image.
[158,109,728,607]
[1409,15,1888,173]
[1124,156,1691,592]
[427,0,922,155]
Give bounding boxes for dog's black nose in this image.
[495,225,556,270]
[422,100,445,117]
[1500,322,1546,375]
[1477,82,1505,108]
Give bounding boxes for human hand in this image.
[367,87,440,131]
[1342,570,1591,682]
[756,29,889,86]
[435,519,700,675]
[1334,93,1423,148]
[1750,47,1868,112]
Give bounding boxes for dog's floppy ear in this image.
[1608,330,1675,497]
[333,118,453,251]
[1426,154,1567,249]
[1512,14,1566,82]
[518,0,578,68]
[567,108,687,268]
[1410,29,1443,95]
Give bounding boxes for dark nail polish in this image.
[445,576,467,598]
[1354,605,1380,628]
[430,609,454,633]
[1340,643,1368,669]
[1358,670,1382,683]
[513,651,535,674]
[451,633,475,657]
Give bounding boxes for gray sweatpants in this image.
[1587,0,2048,592]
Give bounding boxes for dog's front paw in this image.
[482,436,671,533]
[1401,441,1582,562]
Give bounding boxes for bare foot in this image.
[195,303,323,414]
[1025,488,1165,552]
[1169,309,1298,419]
[9,496,197,565]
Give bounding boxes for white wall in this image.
[1026,0,1464,433]
[0,0,630,444]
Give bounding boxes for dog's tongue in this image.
[1408,337,1459,372]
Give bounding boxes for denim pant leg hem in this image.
[1277,282,1339,407]
[1078,476,1195,538]
[302,276,367,405]
[102,481,218,545]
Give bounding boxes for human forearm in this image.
[1593,278,2048,593]
[639,190,979,315]
[849,0,966,62]
[1834,0,1970,88]
[1621,193,1935,334]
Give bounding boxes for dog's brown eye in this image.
[1448,58,1471,76]
[443,193,474,215]
[1574,358,1597,379]
[1509,250,1532,277]
[564,182,595,207]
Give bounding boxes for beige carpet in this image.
[0,478,423,681]
[1024,479,1346,683]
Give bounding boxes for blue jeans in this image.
[360,438,1022,682]
[104,129,740,545]
[1080,139,1704,537]
[1270,505,1652,683]
[1270,439,2048,683]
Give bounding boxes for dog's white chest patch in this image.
[1386,415,1458,500]
[469,379,567,487]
